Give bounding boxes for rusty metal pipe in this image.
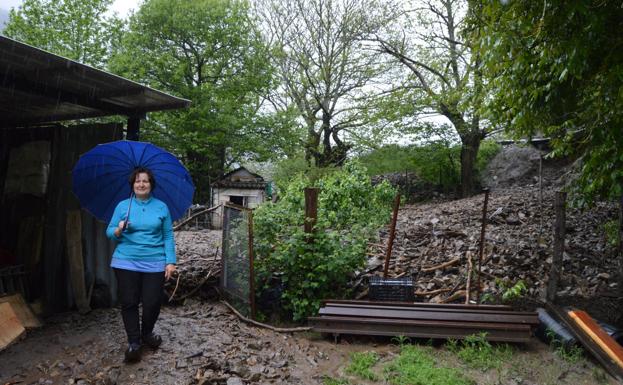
[383,194,401,278]
[475,188,489,303]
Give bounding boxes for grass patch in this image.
[446,332,514,370]
[554,343,584,363]
[384,344,473,385]
[323,377,350,385]
[345,351,379,380]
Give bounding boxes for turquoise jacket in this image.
[106,196,176,265]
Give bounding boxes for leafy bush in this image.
[253,161,396,321]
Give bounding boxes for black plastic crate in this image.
[369,276,414,302]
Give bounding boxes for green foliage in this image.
[384,344,473,385]
[256,0,391,168]
[544,328,585,364]
[391,335,411,347]
[322,377,350,385]
[555,344,584,364]
[4,0,123,68]
[345,351,380,381]
[446,332,514,370]
[483,279,527,304]
[110,0,277,202]
[357,140,500,193]
[253,161,396,321]
[501,280,527,303]
[472,1,623,204]
[603,219,621,248]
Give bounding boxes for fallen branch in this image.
[366,252,384,258]
[421,257,461,272]
[173,205,221,231]
[414,288,451,296]
[168,273,181,302]
[355,288,369,300]
[221,300,311,333]
[176,269,216,301]
[442,289,467,303]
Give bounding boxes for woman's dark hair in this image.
[128,167,156,191]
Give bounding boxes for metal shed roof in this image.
[0,35,190,128]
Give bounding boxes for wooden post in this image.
[304,187,319,239]
[465,251,473,304]
[618,195,623,296]
[547,191,567,302]
[247,209,256,319]
[66,210,90,313]
[539,155,543,237]
[383,193,401,278]
[475,188,489,303]
[126,115,143,141]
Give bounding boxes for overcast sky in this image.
[0,0,140,17]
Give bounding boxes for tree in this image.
[3,0,123,68]
[256,0,393,167]
[471,1,623,204]
[110,0,275,202]
[370,0,487,197]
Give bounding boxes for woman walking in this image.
[106,167,177,363]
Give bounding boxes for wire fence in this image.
[220,203,255,318]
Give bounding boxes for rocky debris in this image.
[372,172,442,202]
[363,185,622,325]
[482,145,545,189]
[165,230,222,302]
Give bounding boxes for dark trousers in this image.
[114,268,165,345]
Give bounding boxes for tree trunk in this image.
[459,133,481,197]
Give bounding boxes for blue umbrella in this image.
[72,140,194,223]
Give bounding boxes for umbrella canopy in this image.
[72,140,194,222]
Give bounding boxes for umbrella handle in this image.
[122,193,134,232]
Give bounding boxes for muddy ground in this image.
[0,224,620,385]
[0,297,616,385]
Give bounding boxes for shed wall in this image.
[0,123,122,314]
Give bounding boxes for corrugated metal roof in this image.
[0,35,190,128]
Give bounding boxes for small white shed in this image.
[210,167,267,229]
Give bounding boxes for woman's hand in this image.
[165,264,177,281]
[113,220,128,237]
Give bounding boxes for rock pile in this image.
[165,230,222,302]
[363,185,622,324]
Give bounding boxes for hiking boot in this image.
[142,333,162,349]
[124,343,141,363]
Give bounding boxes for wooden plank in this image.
[66,210,90,313]
[545,302,623,383]
[0,294,41,328]
[0,302,25,351]
[569,310,623,368]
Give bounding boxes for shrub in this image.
[253,161,395,321]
